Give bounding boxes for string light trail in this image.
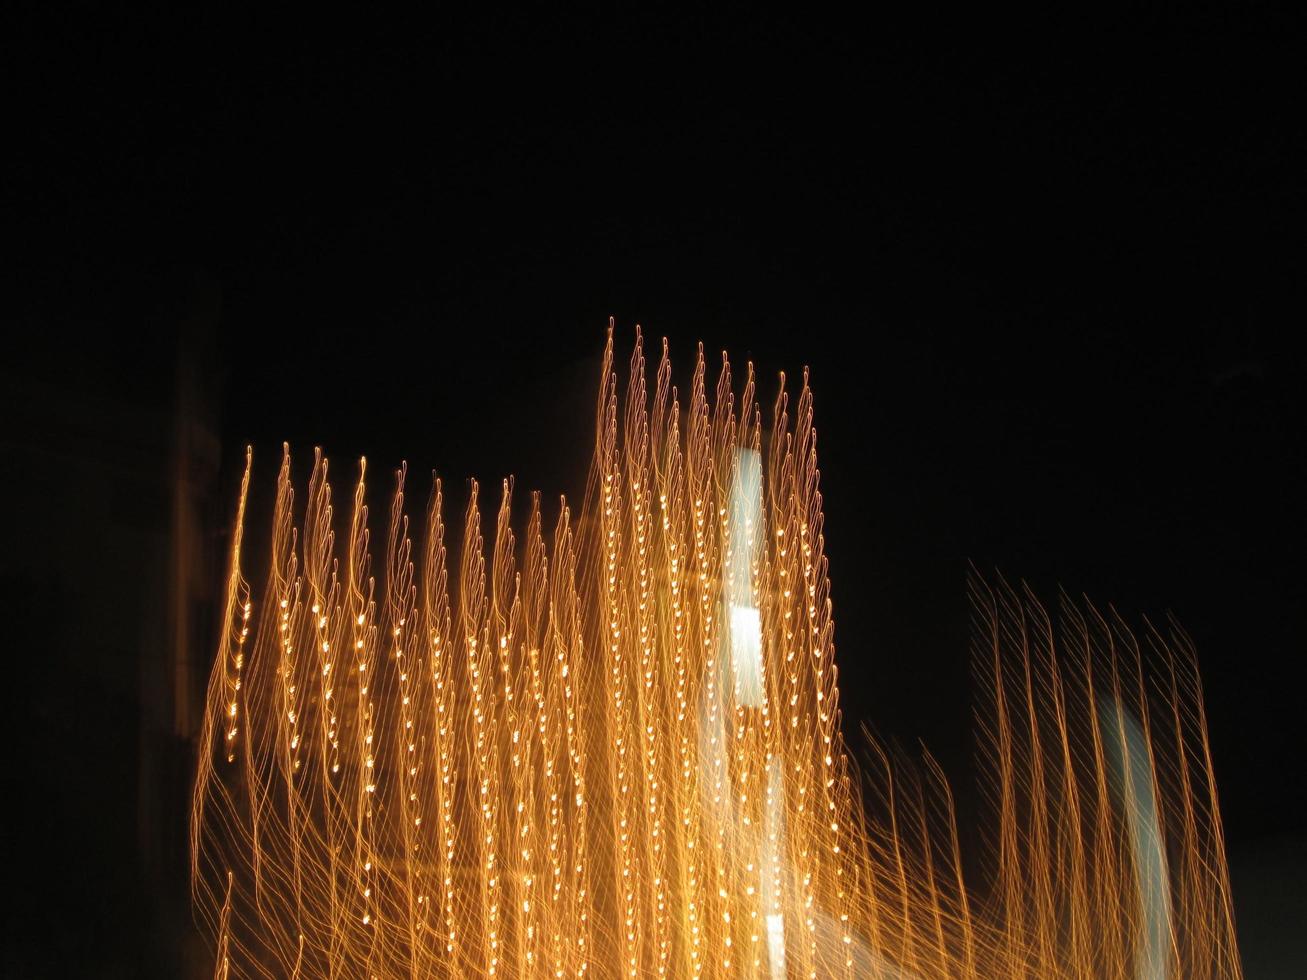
[192,325,1242,978]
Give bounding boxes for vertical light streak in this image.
[423,476,458,967]
[347,455,381,975]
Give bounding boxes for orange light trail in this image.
[192,325,1242,978]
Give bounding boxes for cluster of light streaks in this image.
[192,326,1242,978]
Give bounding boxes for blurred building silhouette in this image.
[1,269,224,977]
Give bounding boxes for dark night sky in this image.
[5,7,1303,976]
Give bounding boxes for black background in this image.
[4,7,1303,976]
